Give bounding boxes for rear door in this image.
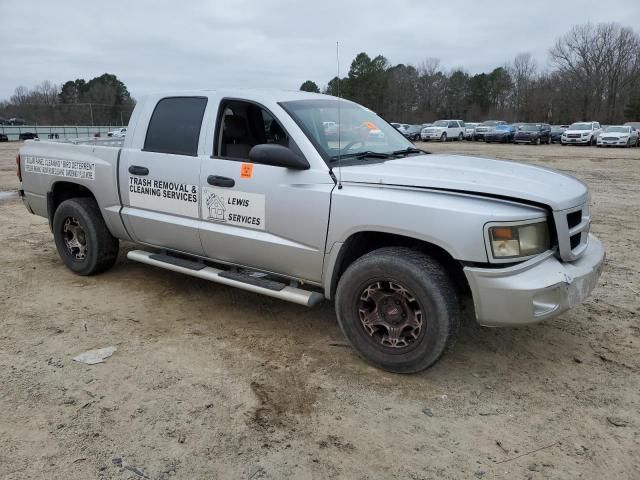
[119,96,208,255]
[198,98,333,282]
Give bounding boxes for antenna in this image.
[336,41,343,190]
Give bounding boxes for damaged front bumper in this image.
[464,233,605,327]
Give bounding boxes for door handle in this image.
[129,165,149,176]
[207,175,235,188]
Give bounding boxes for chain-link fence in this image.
[0,103,134,127]
[0,125,126,141]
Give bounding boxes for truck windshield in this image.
[280,99,413,164]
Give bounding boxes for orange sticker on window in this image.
[240,163,253,179]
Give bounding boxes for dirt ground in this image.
[0,140,638,480]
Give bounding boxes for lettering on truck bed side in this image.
[23,156,95,180]
[202,187,265,230]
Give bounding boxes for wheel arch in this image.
[325,230,470,301]
[47,181,98,230]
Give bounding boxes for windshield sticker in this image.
[129,176,198,217]
[23,156,95,180]
[202,187,265,230]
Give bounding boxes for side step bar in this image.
[126,250,324,307]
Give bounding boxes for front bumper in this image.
[562,136,590,144]
[421,131,445,140]
[463,233,605,327]
[597,139,628,146]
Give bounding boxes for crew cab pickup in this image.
[17,90,606,373]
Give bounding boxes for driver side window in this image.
[216,100,290,161]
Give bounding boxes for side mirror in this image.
[249,144,310,170]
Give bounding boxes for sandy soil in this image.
[0,140,638,479]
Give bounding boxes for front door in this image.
[198,100,333,283]
[119,96,208,255]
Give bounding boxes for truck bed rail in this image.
[33,137,125,147]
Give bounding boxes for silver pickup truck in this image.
[17,90,605,373]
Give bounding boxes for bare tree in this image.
[509,53,538,120]
[550,22,640,122]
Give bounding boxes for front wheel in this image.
[52,198,119,275]
[440,133,447,142]
[458,133,464,141]
[335,247,460,373]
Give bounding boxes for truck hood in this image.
[339,154,588,211]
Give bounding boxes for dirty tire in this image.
[52,198,119,276]
[335,247,460,373]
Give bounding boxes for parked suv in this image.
[464,122,479,140]
[561,122,601,146]
[514,123,552,145]
[473,121,507,141]
[420,120,465,142]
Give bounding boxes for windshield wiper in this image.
[330,151,393,162]
[391,147,430,156]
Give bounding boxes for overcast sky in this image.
[1,0,638,101]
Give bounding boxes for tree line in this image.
[0,73,135,125]
[301,22,640,125]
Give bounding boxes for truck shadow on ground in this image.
[110,247,581,384]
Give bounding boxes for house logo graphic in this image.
[205,192,226,221]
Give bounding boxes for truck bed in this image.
[19,138,129,240]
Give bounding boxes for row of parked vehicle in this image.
[392,120,640,147]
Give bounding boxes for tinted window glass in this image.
[144,97,208,156]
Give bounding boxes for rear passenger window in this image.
[144,97,208,156]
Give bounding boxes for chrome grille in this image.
[567,134,581,138]
[553,203,590,261]
[602,136,618,141]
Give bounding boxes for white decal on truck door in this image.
[23,156,95,180]
[129,177,199,218]
[202,187,265,230]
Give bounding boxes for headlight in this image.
[487,221,550,260]
[620,136,628,140]
[582,132,589,136]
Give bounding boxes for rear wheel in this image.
[52,198,119,276]
[335,247,460,373]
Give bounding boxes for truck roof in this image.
[137,89,338,104]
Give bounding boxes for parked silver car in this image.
[597,125,639,147]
